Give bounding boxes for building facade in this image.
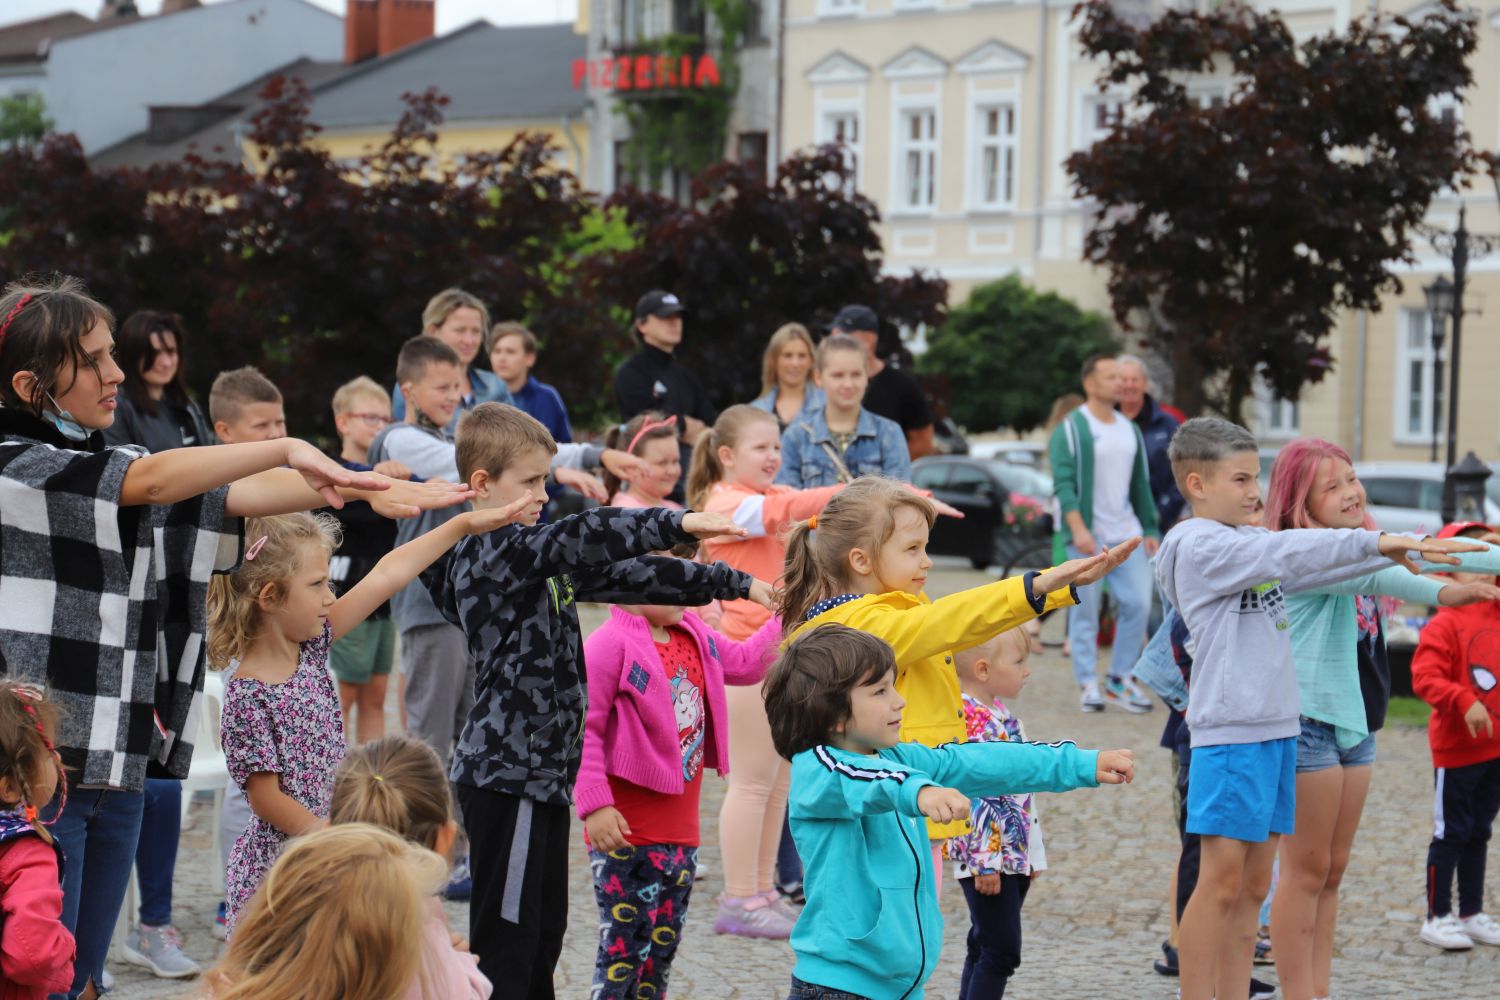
[779,0,1500,463]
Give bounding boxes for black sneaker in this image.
[1153,940,1179,976]
[1249,977,1277,999]
[775,879,806,905]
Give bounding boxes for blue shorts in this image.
[1294,716,1376,773]
[1186,737,1297,842]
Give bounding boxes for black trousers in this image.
[457,784,572,1000]
[1175,752,1202,923]
[1427,758,1500,918]
[959,873,1032,999]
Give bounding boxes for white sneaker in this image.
[121,923,202,978]
[1080,681,1104,713]
[1420,913,1475,950]
[1460,911,1500,945]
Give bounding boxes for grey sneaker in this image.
[121,923,201,979]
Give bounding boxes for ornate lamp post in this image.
[1418,172,1500,522]
[1422,275,1453,464]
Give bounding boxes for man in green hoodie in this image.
[1049,354,1161,713]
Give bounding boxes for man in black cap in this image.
[614,290,718,491]
[832,304,934,459]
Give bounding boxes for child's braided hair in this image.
[0,680,65,840]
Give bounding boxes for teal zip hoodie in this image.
[787,739,1100,1000]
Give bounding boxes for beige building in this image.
[781,0,1500,463]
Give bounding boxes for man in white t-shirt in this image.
[1047,355,1162,712]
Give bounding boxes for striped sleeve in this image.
[789,745,934,820]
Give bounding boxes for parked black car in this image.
[911,456,1054,569]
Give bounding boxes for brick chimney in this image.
[345,0,435,64]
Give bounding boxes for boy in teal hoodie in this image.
[764,625,1135,1000]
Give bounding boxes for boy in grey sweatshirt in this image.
[1155,417,1472,1000]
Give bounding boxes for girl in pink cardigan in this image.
[579,589,782,999]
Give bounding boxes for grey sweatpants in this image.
[400,621,476,766]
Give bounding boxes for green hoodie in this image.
[1048,407,1160,544]
[787,740,1098,999]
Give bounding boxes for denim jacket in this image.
[750,385,826,430]
[775,408,911,488]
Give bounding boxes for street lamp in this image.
[1422,275,1453,464]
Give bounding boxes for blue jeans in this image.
[1066,542,1152,688]
[788,978,871,999]
[51,787,145,999]
[135,779,182,927]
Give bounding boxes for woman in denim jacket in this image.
[775,335,910,489]
[750,323,826,431]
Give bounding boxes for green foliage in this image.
[921,276,1118,433]
[618,0,747,184]
[0,94,53,147]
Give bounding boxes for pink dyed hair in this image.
[1263,437,1377,532]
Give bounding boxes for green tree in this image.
[921,276,1118,433]
[0,94,53,147]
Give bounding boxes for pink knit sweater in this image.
[576,607,781,820]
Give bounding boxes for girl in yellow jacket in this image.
[779,476,1140,889]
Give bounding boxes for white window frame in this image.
[892,0,939,10]
[818,104,864,191]
[1253,378,1300,441]
[893,104,940,214]
[1393,307,1444,446]
[1077,92,1125,151]
[969,96,1019,211]
[817,0,864,17]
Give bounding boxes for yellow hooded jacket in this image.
[784,573,1077,838]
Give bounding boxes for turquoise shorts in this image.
[1186,737,1297,842]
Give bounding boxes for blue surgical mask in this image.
[44,391,89,443]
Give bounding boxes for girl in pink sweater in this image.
[579,585,782,997]
[328,735,491,1000]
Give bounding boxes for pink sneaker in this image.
[762,889,801,924]
[713,893,796,939]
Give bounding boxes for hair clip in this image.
[807,515,818,530]
[372,774,385,782]
[0,293,32,349]
[244,535,269,561]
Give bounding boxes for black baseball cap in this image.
[635,290,685,320]
[831,304,878,334]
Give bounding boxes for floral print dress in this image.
[221,621,345,930]
[946,694,1047,877]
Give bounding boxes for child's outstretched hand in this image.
[917,786,971,824]
[462,493,535,534]
[682,512,751,540]
[1438,581,1500,607]
[1096,749,1134,785]
[1380,533,1487,574]
[1465,700,1495,739]
[585,806,633,853]
[747,578,776,609]
[365,477,476,519]
[286,439,384,507]
[600,449,653,486]
[1033,537,1142,594]
[555,466,608,502]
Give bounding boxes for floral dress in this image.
[221,621,345,930]
[946,694,1047,877]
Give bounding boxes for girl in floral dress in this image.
[949,628,1046,1000]
[207,498,530,931]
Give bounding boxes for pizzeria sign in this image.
[572,53,723,91]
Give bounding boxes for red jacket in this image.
[0,835,75,1000]
[1412,601,1500,769]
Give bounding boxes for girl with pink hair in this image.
[1263,438,1500,1000]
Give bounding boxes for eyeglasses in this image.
[345,413,392,426]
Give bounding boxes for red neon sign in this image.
[572,54,722,91]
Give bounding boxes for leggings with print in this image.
[590,843,697,999]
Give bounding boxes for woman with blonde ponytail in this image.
[330,736,490,1000]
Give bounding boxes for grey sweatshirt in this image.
[1155,518,1389,748]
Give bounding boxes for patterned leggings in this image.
[590,843,698,999]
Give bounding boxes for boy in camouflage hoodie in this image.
[427,402,772,998]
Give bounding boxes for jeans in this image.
[51,787,146,999]
[135,778,182,927]
[1067,542,1153,688]
[787,978,872,1000]
[776,814,803,888]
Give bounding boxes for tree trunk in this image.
[1164,327,1209,417]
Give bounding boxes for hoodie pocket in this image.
[846,887,926,991]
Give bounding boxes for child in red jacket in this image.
[0,682,75,1000]
[1412,521,1500,952]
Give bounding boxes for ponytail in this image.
[776,518,824,633]
[330,735,452,854]
[686,404,779,510]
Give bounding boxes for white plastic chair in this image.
[111,673,230,961]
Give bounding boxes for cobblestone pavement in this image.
[109,563,1498,998]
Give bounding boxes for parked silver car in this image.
[1352,461,1500,535]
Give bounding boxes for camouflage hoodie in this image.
[429,506,754,805]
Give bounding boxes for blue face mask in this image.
[44,391,89,443]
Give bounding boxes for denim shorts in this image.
[788,977,872,1000]
[1295,716,1376,773]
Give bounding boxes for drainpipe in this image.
[1351,0,1379,461]
[1033,4,1049,257]
[561,113,584,175]
[772,0,786,174]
